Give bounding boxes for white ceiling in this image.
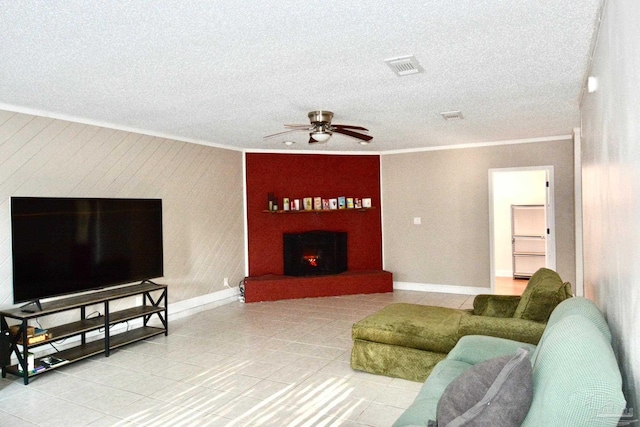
[0,1,601,153]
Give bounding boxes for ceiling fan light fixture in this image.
[310,131,332,142]
[266,110,371,145]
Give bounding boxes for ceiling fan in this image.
[264,111,373,144]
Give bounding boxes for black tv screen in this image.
[11,197,164,304]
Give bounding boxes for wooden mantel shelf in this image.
[262,207,375,214]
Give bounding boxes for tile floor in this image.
[0,290,473,427]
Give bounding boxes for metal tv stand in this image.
[0,281,167,385]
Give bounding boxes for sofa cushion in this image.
[446,335,537,366]
[513,268,572,322]
[458,312,546,345]
[543,296,611,341]
[392,337,538,427]
[434,348,533,427]
[392,359,473,427]
[521,314,625,427]
[529,296,612,367]
[352,303,463,354]
[472,294,521,317]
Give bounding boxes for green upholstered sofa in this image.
[351,268,572,382]
[393,297,627,427]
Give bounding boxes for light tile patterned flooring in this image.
[0,290,473,427]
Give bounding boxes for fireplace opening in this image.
[283,230,347,276]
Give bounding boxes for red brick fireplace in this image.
[244,153,392,302]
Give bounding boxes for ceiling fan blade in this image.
[332,128,373,141]
[332,124,369,131]
[263,129,302,139]
[284,124,312,129]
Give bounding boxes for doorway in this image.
[489,166,556,295]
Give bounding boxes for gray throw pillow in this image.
[435,348,532,427]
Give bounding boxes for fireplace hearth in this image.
[283,230,347,276]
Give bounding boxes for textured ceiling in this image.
[0,1,601,152]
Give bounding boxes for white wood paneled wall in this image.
[0,110,245,320]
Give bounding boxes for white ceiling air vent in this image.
[384,55,424,77]
[440,111,464,120]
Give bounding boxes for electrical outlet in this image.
[223,277,230,288]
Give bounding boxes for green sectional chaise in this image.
[351,268,572,382]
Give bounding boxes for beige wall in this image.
[0,110,245,317]
[381,139,575,289]
[581,0,639,413]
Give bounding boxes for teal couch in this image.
[351,268,572,382]
[393,297,627,427]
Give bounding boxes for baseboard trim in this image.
[168,287,240,320]
[495,269,513,278]
[393,281,490,295]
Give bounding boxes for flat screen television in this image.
[10,197,164,306]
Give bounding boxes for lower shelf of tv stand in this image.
[4,326,166,378]
[60,325,166,358]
